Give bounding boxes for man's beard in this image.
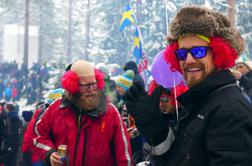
[67,90,107,112]
[185,71,208,88]
[78,93,99,111]
[69,92,100,111]
[183,62,215,88]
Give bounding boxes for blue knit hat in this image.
[47,88,64,104]
[116,70,134,91]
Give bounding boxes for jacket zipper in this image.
[72,112,88,166]
[82,130,88,166]
[72,113,82,166]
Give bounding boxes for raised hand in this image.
[125,84,168,145]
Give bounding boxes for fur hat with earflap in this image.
[61,60,105,94]
[164,6,246,73]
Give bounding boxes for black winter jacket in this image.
[157,70,252,166]
[0,111,22,163]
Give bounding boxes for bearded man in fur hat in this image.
[34,60,133,166]
[125,6,252,166]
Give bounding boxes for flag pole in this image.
[165,0,169,36]
[129,3,144,45]
[173,77,179,125]
[134,1,148,88]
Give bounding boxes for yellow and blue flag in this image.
[119,5,136,32]
[133,28,142,63]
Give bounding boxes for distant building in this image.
[3,24,39,68]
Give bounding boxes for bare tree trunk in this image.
[23,0,30,69]
[227,0,236,26]
[67,0,72,62]
[84,0,90,60]
[136,0,141,24]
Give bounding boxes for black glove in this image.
[125,84,169,145]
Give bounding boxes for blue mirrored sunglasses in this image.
[175,46,210,61]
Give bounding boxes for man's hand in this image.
[125,84,168,145]
[125,84,162,123]
[50,152,63,166]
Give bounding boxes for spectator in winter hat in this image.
[116,70,135,127]
[33,60,132,166]
[123,61,145,89]
[125,6,252,166]
[46,88,64,104]
[235,62,252,101]
[116,69,134,113]
[235,62,252,75]
[116,70,144,164]
[116,70,134,96]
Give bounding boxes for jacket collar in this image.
[177,70,236,112]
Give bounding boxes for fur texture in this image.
[167,6,245,55]
[148,80,158,96]
[95,69,105,90]
[61,71,80,94]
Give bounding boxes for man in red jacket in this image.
[22,89,64,166]
[22,102,45,166]
[33,60,133,166]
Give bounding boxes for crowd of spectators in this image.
[0,61,52,105]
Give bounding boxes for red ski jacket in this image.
[34,98,133,166]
